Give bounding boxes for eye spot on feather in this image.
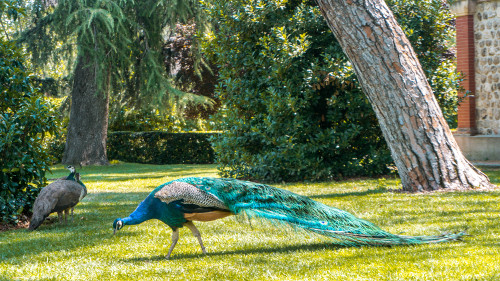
[319,221,328,226]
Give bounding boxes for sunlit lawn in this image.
[1,163,499,280]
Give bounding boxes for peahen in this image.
[29,166,87,230]
[113,177,465,258]
[64,165,77,181]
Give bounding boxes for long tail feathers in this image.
[202,178,466,246]
[238,206,465,246]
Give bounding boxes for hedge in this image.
[106,132,218,164]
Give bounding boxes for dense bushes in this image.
[203,0,390,182]
[0,37,59,223]
[203,0,458,182]
[107,132,217,164]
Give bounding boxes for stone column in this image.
[474,0,500,135]
[450,0,478,135]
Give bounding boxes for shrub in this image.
[0,38,59,223]
[107,132,217,164]
[203,0,392,182]
[202,0,458,182]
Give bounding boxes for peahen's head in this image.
[113,218,124,235]
[66,165,76,174]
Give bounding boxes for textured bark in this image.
[315,0,494,191]
[62,52,109,166]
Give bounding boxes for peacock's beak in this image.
[113,220,123,236]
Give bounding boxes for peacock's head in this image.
[66,165,76,174]
[113,218,124,235]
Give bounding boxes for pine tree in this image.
[19,0,206,165]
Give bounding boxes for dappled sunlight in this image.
[122,241,345,262]
[48,163,218,183]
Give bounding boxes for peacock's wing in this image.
[154,181,232,222]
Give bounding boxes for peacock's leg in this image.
[70,207,74,223]
[57,211,63,223]
[185,221,207,254]
[166,228,180,259]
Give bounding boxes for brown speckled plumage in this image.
[29,179,87,230]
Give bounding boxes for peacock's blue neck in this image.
[122,195,158,226]
[121,192,187,229]
[121,214,150,226]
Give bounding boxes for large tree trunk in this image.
[62,51,110,166]
[315,0,494,191]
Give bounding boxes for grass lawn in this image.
[1,163,499,280]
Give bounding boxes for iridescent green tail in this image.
[305,228,466,246]
[185,177,466,246]
[241,207,465,246]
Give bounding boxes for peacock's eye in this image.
[117,221,123,230]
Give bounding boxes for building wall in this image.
[474,1,500,135]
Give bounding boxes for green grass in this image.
[1,163,499,280]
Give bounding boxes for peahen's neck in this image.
[66,172,76,181]
[77,180,86,188]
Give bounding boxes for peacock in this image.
[29,166,88,230]
[112,177,465,258]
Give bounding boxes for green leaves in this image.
[0,28,58,224]
[19,0,209,120]
[107,132,217,164]
[66,7,116,41]
[204,0,392,182]
[204,0,457,183]
[0,0,25,23]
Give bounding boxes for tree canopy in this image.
[16,0,214,165]
[21,0,210,113]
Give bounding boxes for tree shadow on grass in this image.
[48,163,217,183]
[308,188,388,200]
[122,242,347,262]
[121,240,471,263]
